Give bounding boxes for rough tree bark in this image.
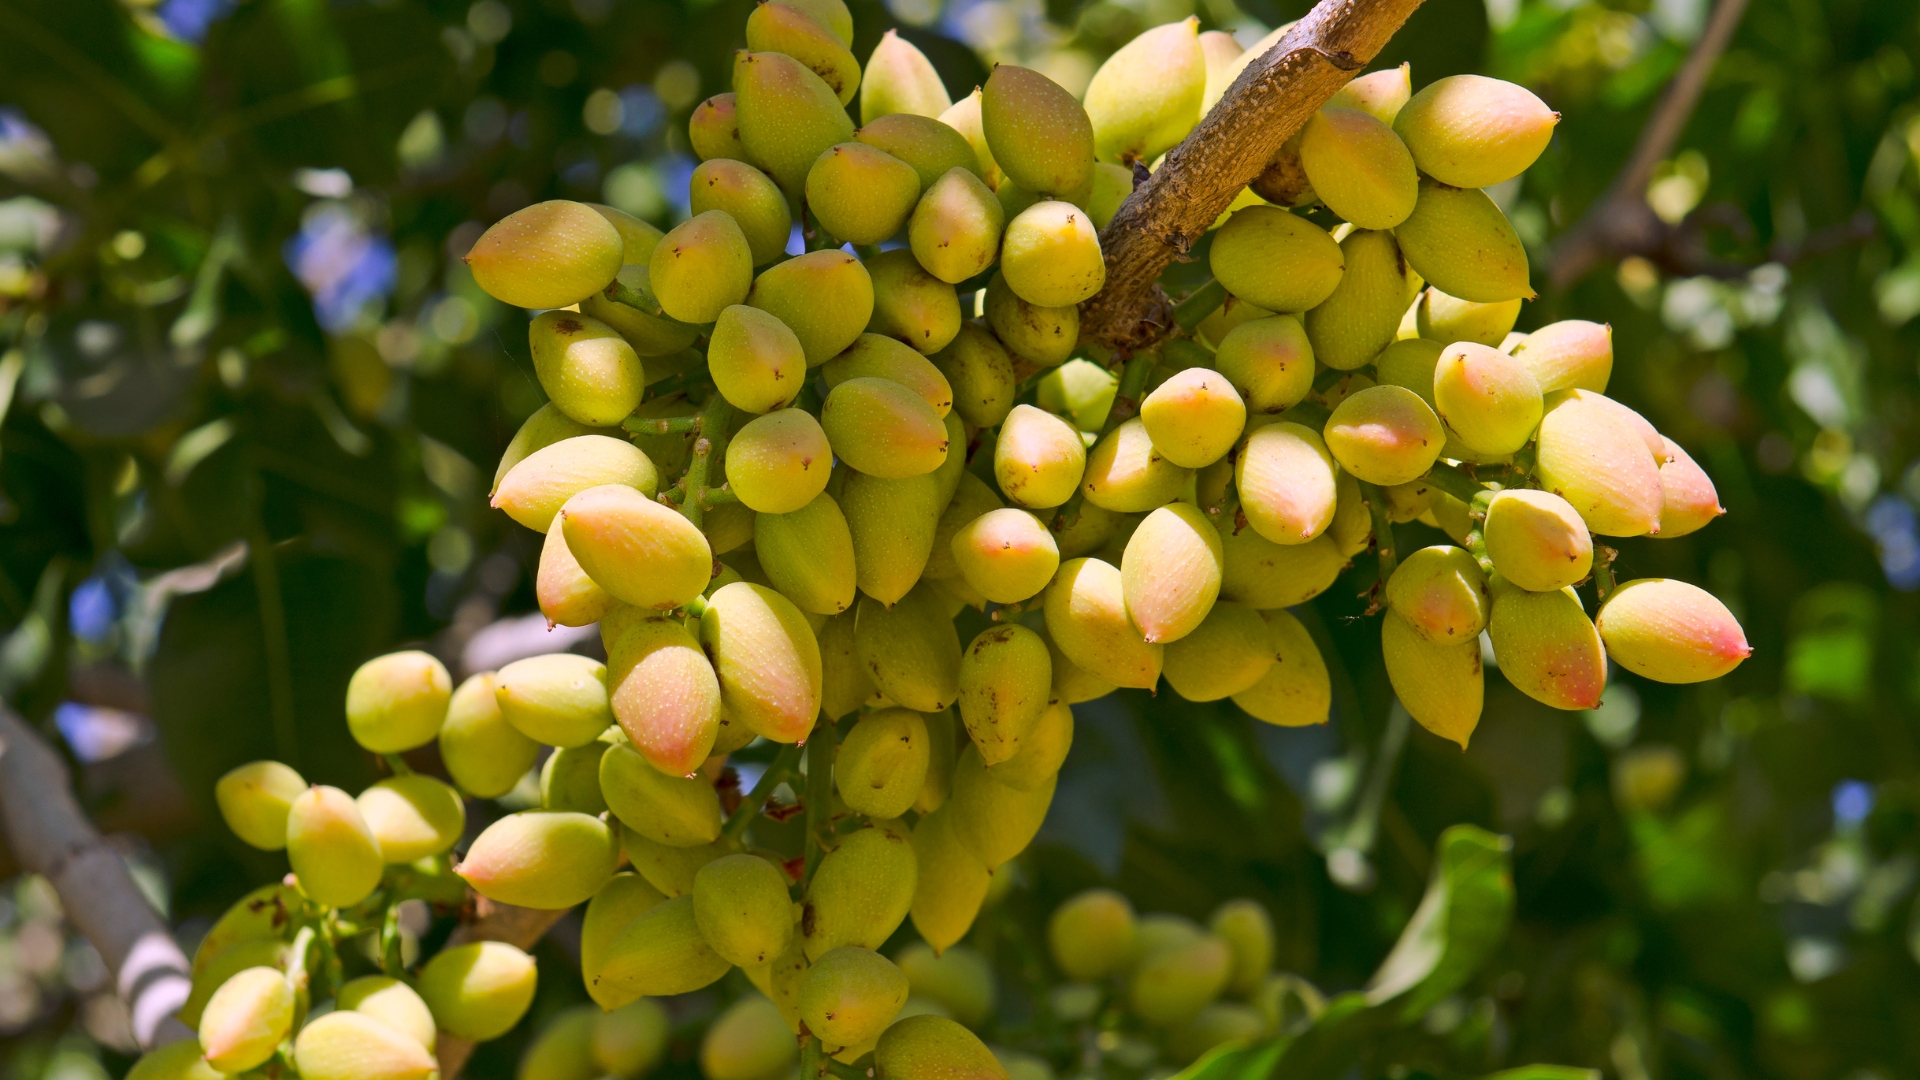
[0,703,195,1050]
[1081,0,1429,350]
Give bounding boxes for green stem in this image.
[679,394,736,532]
[723,742,803,843]
[802,723,836,887]
[623,415,703,435]
[823,1058,867,1080]
[801,1035,826,1080]
[1171,278,1226,332]
[379,898,404,977]
[381,753,413,776]
[1359,480,1398,587]
[1098,350,1158,435]
[1462,487,1499,578]
[1593,544,1619,600]
[1423,461,1490,505]
[603,275,701,328]
[701,485,741,508]
[1281,399,1332,430]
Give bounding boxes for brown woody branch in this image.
[435,896,571,1079]
[1081,0,1428,350]
[0,703,195,1050]
[1547,0,1750,289]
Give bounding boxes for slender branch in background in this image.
[1324,704,1413,892]
[244,465,300,770]
[1080,0,1428,349]
[1547,0,1751,289]
[0,704,195,1050]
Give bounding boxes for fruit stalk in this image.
[722,742,803,843]
[1080,0,1428,349]
[678,393,737,531]
[1098,350,1160,435]
[802,721,836,886]
[1422,460,1489,505]
[1360,480,1398,585]
[1171,278,1226,331]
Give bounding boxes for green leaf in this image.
[1364,824,1515,1021]
[1478,1068,1601,1080]
[1165,1031,1291,1080]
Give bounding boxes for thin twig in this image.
[1548,0,1751,289]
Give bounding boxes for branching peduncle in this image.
[723,742,803,843]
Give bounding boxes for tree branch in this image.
[0,703,194,1050]
[1081,0,1428,349]
[1547,0,1750,290]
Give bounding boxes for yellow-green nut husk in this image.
[1594,578,1750,684]
[198,966,294,1073]
[1162,601,1274,702]
[1323,384,1445,487]
[701,995,799,1080]
[994,405,1085,509]
[457,810,619,909]
[1210,899,1274,997]
[809,142,923,246]
[593,999,671,1078]
[286,785,384,907]
[1381,605,1484,749]
[984,271,1078,367]
[799,946,910,1049]
[440,672,542,798]
[981,65,1095,197]
[1138,367,1247,469]
[592,894,733,1007]
[956,624,1053,764]
[356,774,465,863]
[466,200,624,310]
[1236,422,1338,545]
[599,740,723,846]
[693,853,797,967]
[861,29,951,123]
[1215,314,1316,414]
[855,586,963,712]
[516,1005,597,1080]
[1083,17,1205,167]
[825,333,954,417]
[1532,389,1665,537]
[1393,180,1532,304]
[1000,200,1105,308]
[1482,488,1592,592]
[493,434,659,533]
[747,249,875,366]
[293,1011,438,1080]
[1486,581,1606,711]
[648,209,753,324]
[1043,557,1163,690]
[856,111,980,191]
[702,581,823,743]
[690,159,792,265]
[895,944,996,1028]
[337,976,436,1052]
[932,324,1017,428]
[1049,887,1136,981]
[1385,544,1490,643]
[344,650,451,754]
[821,376,951,479]
[1210,206,1344,314]
[841,468,946,605]
[803,825,919,960]
[837,707,931,818]
[1304,228,1410,372]
[948,745,1056,868]
[909,805,992,953]
[214,761,306,851]
[1298,107,1418,230]
[1121,502,1224,644]
[690,93,745,162]
[418,940,538,1040]
[984,699,1072,793]
[1415,286,1522,349]
[952,508,1059,605]
[127,1040,224,1080]
[876,1015,1010,1080]
[1220,528,1346,609]
[581,873,668,1008]
[735,50,857,196]
[493,652,613,748]
[541,741,610,816]
[911,168,1006,285]
[560,483,714,610]
[1393,73,1558,189]
[530,310,645,427]
[1128,933,1232,1026]
[867,246,962,354]
[755,492,858,616]
[1432,341,1543,457]
[710,303,807,413]
[538,514,619,628]
[1231,609,1332,727]
[727,408,836,514]
[1082,417,1191,513]
[746,0,859,104]
[1509,319,1612,394]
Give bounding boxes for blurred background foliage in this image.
[3,0,1920,1075]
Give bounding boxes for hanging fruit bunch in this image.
[125,5,1753,1080]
